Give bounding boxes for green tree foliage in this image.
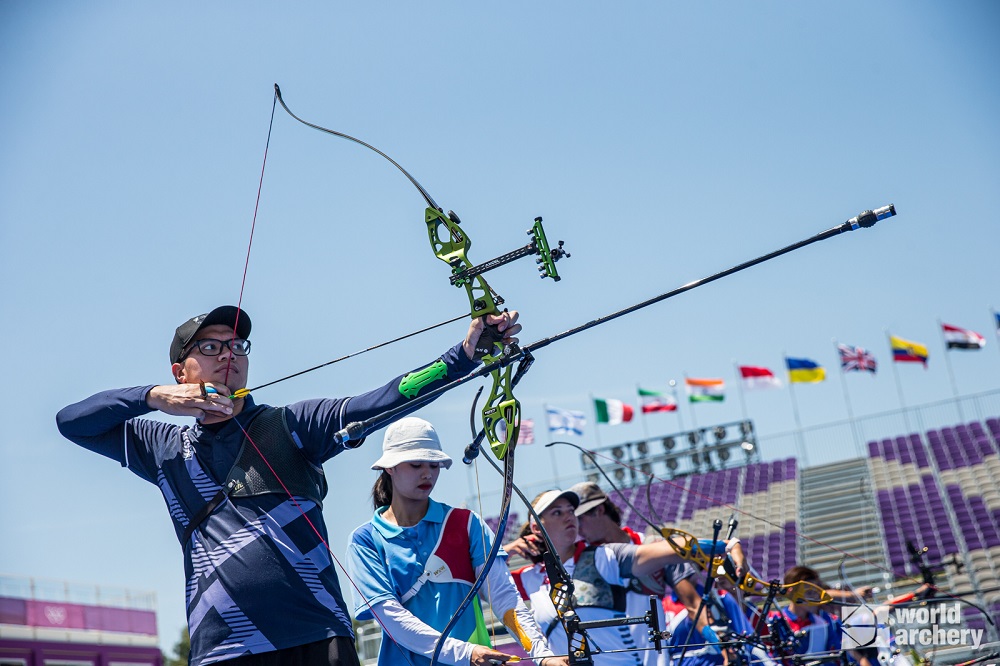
[163,626,190,666]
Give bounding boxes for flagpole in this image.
[993,308,1000,360]
[784,353,809,466]
[684,374,699,431]
[637,384,650,439]
[886,329,913,433]
[590,393,603,447]
[670,379,686,432]
[542,403,561,487]
[734,361,749,423]
[938,318,966,422]
[833,338,862,456]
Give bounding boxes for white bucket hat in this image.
[371,417,454,470]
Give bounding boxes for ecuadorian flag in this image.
[890,334,929,366]
[786,357,825,383]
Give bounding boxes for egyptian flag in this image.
[942,323,985,350]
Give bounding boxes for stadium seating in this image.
[484,511,521,545]
[868,419,1000,629]
[486,417,1000,628]
[607,459,800,582]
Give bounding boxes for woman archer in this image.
[508,489,745,666]
[346,417,569,666]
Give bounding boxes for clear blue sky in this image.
[2,1,998,652]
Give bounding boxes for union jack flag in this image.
[838,344,877,373]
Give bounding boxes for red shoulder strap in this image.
[433,507,476,585]
[511,565,532,600]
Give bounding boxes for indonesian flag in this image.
[942,323,985,350]
[686,378,725,402]
[594,398,635,425]
[638,388,678,413]
[738,365,782,389]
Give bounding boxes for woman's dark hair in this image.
[591,499,622,525]
[372,470,393,509]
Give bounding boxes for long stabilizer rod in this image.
[333,204,896,446]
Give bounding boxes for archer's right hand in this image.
[146,383,234,422]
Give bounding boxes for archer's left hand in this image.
[463,310,521,361]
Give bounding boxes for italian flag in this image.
[638,388,678,413]
[594,398,635,425]
[686,377,724,402]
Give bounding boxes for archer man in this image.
[56,305,519,666]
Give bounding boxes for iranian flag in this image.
[594,398,635,425]
[638,388,678,413]
[739,365,782,389]
[942,323,985,350]
[686,377,724,402]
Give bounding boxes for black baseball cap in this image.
[170,306,252,363]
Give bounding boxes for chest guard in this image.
[226,406,328,505]
[572,546,627,612]
[400,507,475,604]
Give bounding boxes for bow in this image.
[545,441,1000,663]
[474,442,611,665]
[548,441,831,606]
[269,85,573,665]
[274,83,568,463]
[253,85,908,663]
[546,440,847,666]
[223,85,569,666]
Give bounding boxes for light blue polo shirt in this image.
[347,499,502,666]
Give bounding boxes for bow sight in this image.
[436,213,570,290]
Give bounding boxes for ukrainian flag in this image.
[786,357,826,383]
[890,335,929,366]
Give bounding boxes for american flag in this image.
[516,418,535,445]
[838,344,877,373]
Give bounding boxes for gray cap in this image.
[371,417,454,470]
[570,481,608,516]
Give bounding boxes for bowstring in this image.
[224,89,276,389]
[228,418,416,664]
[473,459,498,650]
[218,87,419,666]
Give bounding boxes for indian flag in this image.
[593,398,635,425]
[638,387,678,413]
[686,378,724,402]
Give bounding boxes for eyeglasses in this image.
[179,338,252,361]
